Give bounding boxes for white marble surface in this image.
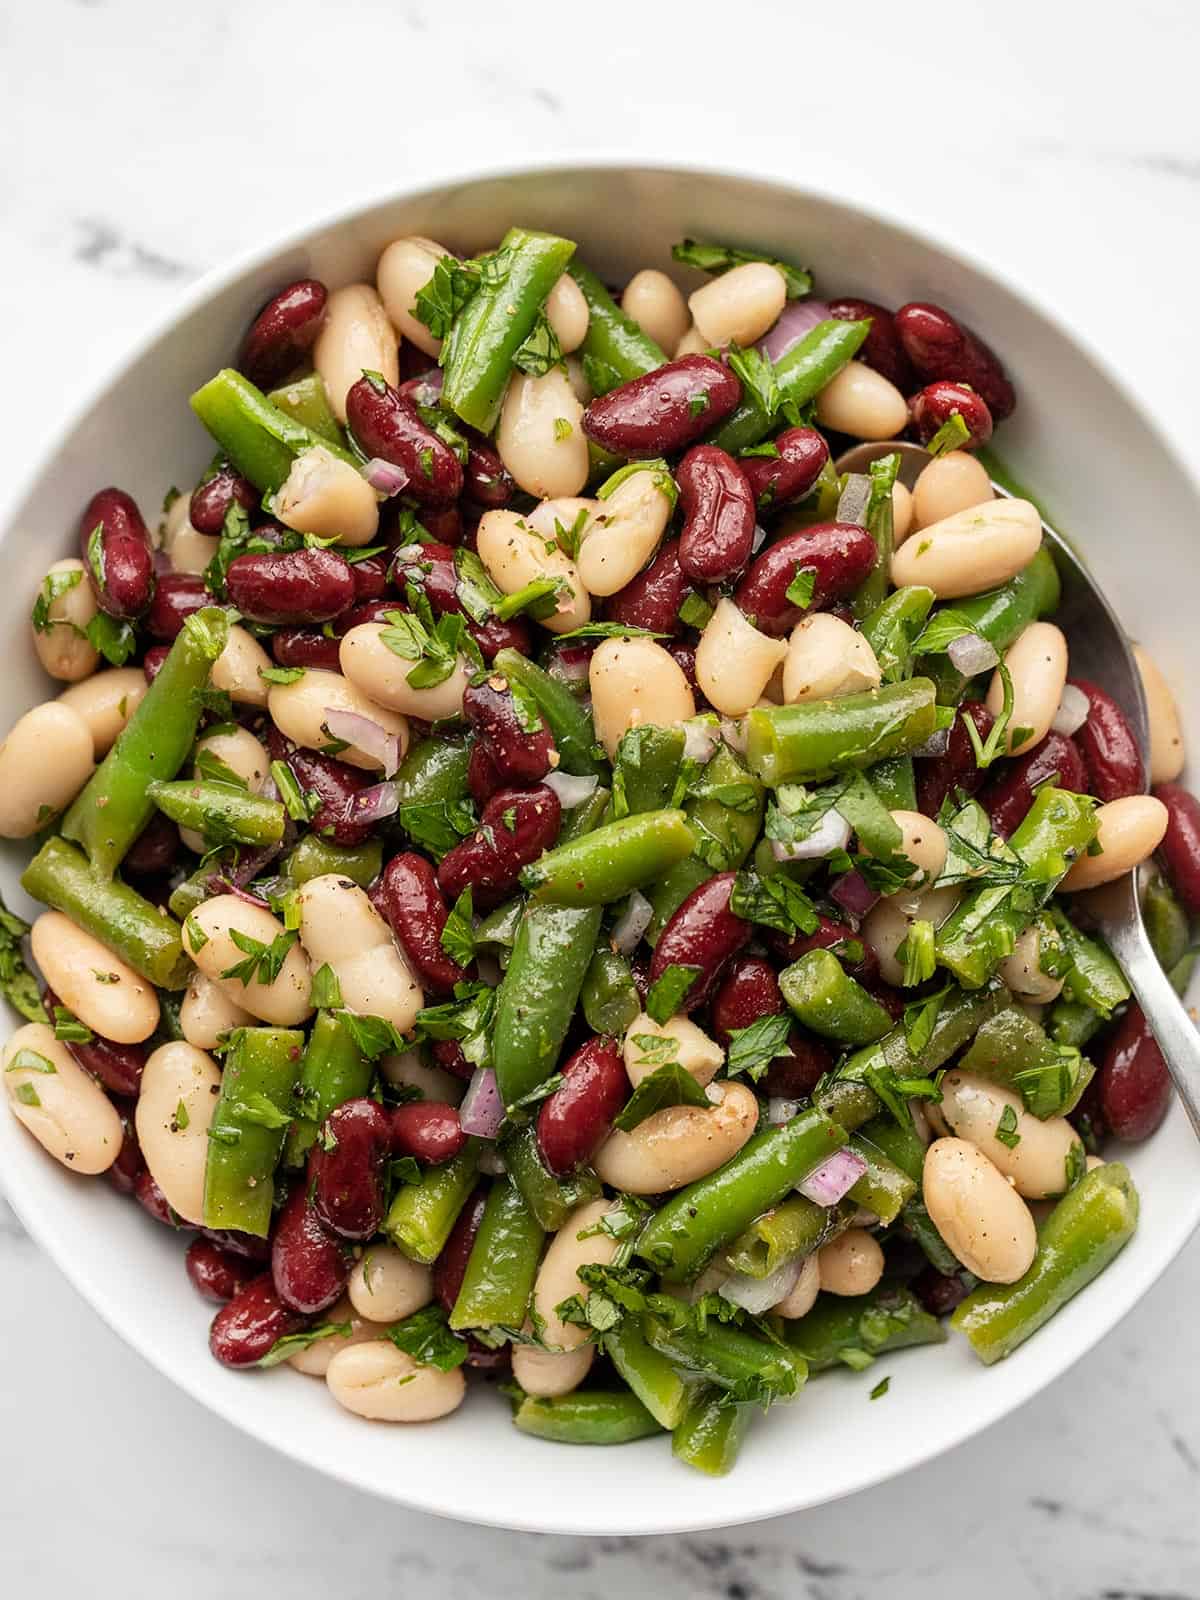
[3,0,1200,1592]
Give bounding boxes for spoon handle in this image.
[1102,916,1200,1139]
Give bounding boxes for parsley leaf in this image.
[397,796,478,861]
[492,575,570,623]
[270,759,319,823]
[413,981,496,1069]
[220,928,299,987]
[52,1005,93,1044]
[678,591,714,630]
[925,412,971,458]
[725,1013,793,1081]
[994,1103,1022,1149]
[784,567,816,610]
[31,566,84,633]
[336,1011,409,1060]
[0,894,45,1023]
[729,868,818,939]
[258,665,306,687]
[309,963,343,1010]
[384,1305,469,1371]
[612,1062,710,1131]
[645,964,700,1024]
[413,255,483,341]
[596,458,679,511]
[86,612,137,667]
[671,238,812,299]
[897,919,936,986]
[256,1320,353,1369]
[512,311,563,377]
[726,345,780,422]
[440,887,476,970]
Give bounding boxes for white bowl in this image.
[2,162,1198,1536]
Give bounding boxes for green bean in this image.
[559,784,612,843]
[265,371,347,446]
[492,904,603,1106]
[786,1284,946,1372]
[846,1133,917,1224]
[921,548,1061,704]
[903,1196,963,1275]
[520,810,696,906]
[566,260,667,394]
[62,608,229,876]
[644,1314,807,1399]
[202,1025,305,1236]
[147,778,285,848]
[725,1195,850,1279]
[869,756,917,811]
[580,946,642,1036]
[500,1122,602,1231]
[442,227,577,432]
[284,833,382,889]
[190,368,357,492]
[960,1006,1094,1118]
[952,1164,1139,1364]
[512,1388,663,1446]
[21,836,188,989]
[604,1316,689,1429]
[708,319,871,454]
[1046,997,1105,1052]
[283,1010,371,1166]
[1049,908,1129,1017]
[610,725,685,818]
[384,1139,481,1263]
[646,745,764,942]
[393,733,472,808]
[492,647,608,779]
[814,1077,882,1132]
[745,678,938,788]
[1141,871,1190,973]
[671,1388,753,1477]
[862,585,936,685]
[449,1179,545,1331]
[857,1115,925,1184]
[780,949,894,1046]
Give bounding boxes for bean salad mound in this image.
[3,224,1196,1473]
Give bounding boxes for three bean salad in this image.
[3,223,1196,1476]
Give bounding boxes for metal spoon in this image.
[837,439,1200,1137]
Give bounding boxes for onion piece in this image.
[1051,682,1091,737]
[322,707,403,778]
[611,890,654,955]
[459,1067,505,1139]
[768,1097,801,1126]
[798,1147,868,1206]
[757,300,832,364]
[836,473,872,528]
[720,717,748,755]
[209,879,270,909]
[830,868,880,919]
[946,632,999,677]
[476,1144,507,1176]
[349,781,400,825]
[719,1256,804,1316]
[544,770,599,809]
[912,726,952,759]
[552,643,592,682]
[751,522,768,554]
[362,458,409,497]
[682,718,720,764]
[390,543,426,568]
[771,808,851,862]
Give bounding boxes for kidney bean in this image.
[864,977,905,1022]
[733,522,878,637]
[122,811,180,878]
[1098,1002,1171,1141]
[350,554,390,601]
[764,1034,831,1099]
[334,599,405,634]
[135,1168,189,1229]
[909,382,993,449]
[146,572,208,641]
[238,278,328,389]
[710,956,783,1044]
[433,1184,489,1313]
[143,645,170,683]
[225,547,355,625]
[603,538,690,636]
[983,730,1090,837]
[310,1098,392,1240]
[397,368,444,406]
[828,298,915,392]
[431,1039,474,1082]
[915,701,995,817]
[107,1107,145,1197]
[463,678,556,784]
[582,355,742,458]
[464,433,516,508]
[667,641,700,697]
[271,1179,353,1313]
[650,872,752,1011]
[536,1037,628,1176]
[676,444,756,584]
[437,784,562,908]
[79,487,155,619]
[467,739,504,808]
[271,627,343,672]
[189,463,258,537]
[186,1236,261,1303]
[894,302,1016,421]
[740,426,830,514]
[209,1272,307,1367]
[41,987,145,1097]
[470,614,532,663]
[414,504,465,547]
[390,1101,465,1165]
[376,852,470,994]
[911,1265,971,1317]
[1071,678,1144,801]
[345,376,463,508]
[201,1225,273,1262]
[766,913,879,984]
[266,727,375,846]
[1152,782,1200,914]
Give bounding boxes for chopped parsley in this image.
[220,928,299,987]
[994,1103,1021,1149]
[308,963,343,1010]
[670,238,812,299]
[440,887,476,970]
[0,894,45,1022]
[644,964,700,1024]
[725,1013,793,1081]
[384,1305,469,1372]
[31,566,84,633]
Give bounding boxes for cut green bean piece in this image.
[725,1195,850,1279]
[500,1122,602,1231]
[147,779,285,848]
[869,756,917,811]
[745,679,938,788]
[862,585,936,685]
[203,1026,305,1237]
[559,784,612,843]
[190,368,358,491]
[921,548,1061,704]
[581,946,642,1036]
[283,1009,371,1166]
[393,734,472,808]
[780,949,893,1045]
[284,833,382,889]
[604,1316,689,1429]
[520,809,696,906]
[708,320,870,455]
[384,1139,481,1263]
[858,1114,925,1184]
[672,1387,753,1477]
[266,372,347,446]
[960,1006,1094,1118]
[1049,908,1130,1017]
[512,1388,663,1446]
[846,1134,918,1224]
[851,451,899,619]
[644,1314,807,1400]
[646,745,764,942]
[492,904,603,1106]
[1142,871,1190,973]
[450,1179,544,1331]
[566,260,667,394]
[610,725,685,817]
[786,1284,946,1372]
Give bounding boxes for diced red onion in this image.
[362,458,409,497]
[611,890,654,956]
[757,300,831,364]
[459,1067,505,1139]
[947,632,999,677]
[1051,682,1090,737]
[207,839,285,894]
[323,708,403,777]
[682,718,720,764]
[719,1256,804,1316]
[209,879,270,909]
[768,1096,801,1125]
[390,543,425,567]
[408,369,444,404]
[553,644,593,682]
[798,1147,868,1206]
[771,808,851,861]
[349,781,400,825]
[836,473,872,528]
[544,770,599,809]
[751,521,768,554]
[830,869,880,919]
[720,718,748,755]
[153,545,174,574]
[913,726,952,759]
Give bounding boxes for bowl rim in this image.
[3,154,1199,1535]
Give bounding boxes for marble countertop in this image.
[4,0,1200,1592]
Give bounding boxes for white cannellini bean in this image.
[814,362,908,440]
[298,873,423,1034]
[695,598,788,718]
[996,923,1065,1002]
[689,261,788,348]
[267,668,409,770]
[379,1050,464,1105]
[30,911,158,1043]
[1060,795,1169,892]
[160,493,216,577]
[3,1023,123,1175]
[862,884,961,986]
[911,450,994,531]
[545,272,590,353]
[674,324,709,358]
[772,1253,821,1319]
[512,1334,595,1398]
[576,467,674,597]
[339,623,470,722]
[621,269,690,356]
[326,1341,465,1422]
[525,496,601,547]
[563,355,592,405]
[891,481,914,546]
[211,624,273,708]
[891,498,1043,598]
[182,895,314,1026]
[985,622,1068,755]
[0,702,94,838]
[588,636,696,757]
[179,969,254,1051]
[32,558,100,681]
[58,667,147,757]
[496,368,589,499]
[287,1295,380,1376]
[592,1081,759,1194]
[1134,643,1186,783]
[348,1244,433,1323]
[887,810,948,886]
[622,1011,723,1089]
[376,235,450,359]
[135,1041,223,1222]
[532,1198,622,1350]
[274,446,380,547]
[782,613,881,703]
[939,1070,1083,1199]
[313,284,399,423]
[923,1136,1037,1282]
[475,509,590,635]
[817,1228,885,1296]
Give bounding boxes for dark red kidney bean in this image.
[582,355,742,458]
[463,678,555,784]
[630,949,651,1003]
[189,463,258,537]
[536,1038,628,1176]
[106,1108,144,1196]
[42,987,145,1097]
[603,538,690,636]
[911,1265,971,1317]
[135,1169,190,1229]
[433,1184,488,1313]
[437,784,562,908]
[983,731,1091,838]
[201,1225,273,1262]
[915,701,995,817]
[186,1237,260,1303]
[271,1179,353,1313]
[79,487,155,619]
[650,872,752,1011]
[146,572,208,641]
[667,641,700,696]
[350,554,390,601]
[431,1038,474,1082]
[334,598,404,634]
[345,376,464,508]
[467,739,504,808]
[376,852,470,995]
[1152,782,1200,915]
[238,278,328,389]
[908,382,993,449]
[764,1034,831,1099]
[733,522,878,637]
[864,978,906,1022]
[740,426,830,514]
[894,302,1016,421]
[828,298,915,392]
[414,504,465,546]
[766,913,879,984]
[271,627,343,672]
[122,811,179,877]
[676,445,756,584]
[1071,678,1144,802]
[143,644,170,683]
[397,369,444,406]
[391,540,458,611]
[265,727,375,846]
[470,614,532,663]
[310,1099,392,1240]
[710,957,783,1045]
[1098,1002,1171,1141]
[390,1102,465,1165]
[209,1273,307,1368]
[225,547,355,625]
[464,433,515,508]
